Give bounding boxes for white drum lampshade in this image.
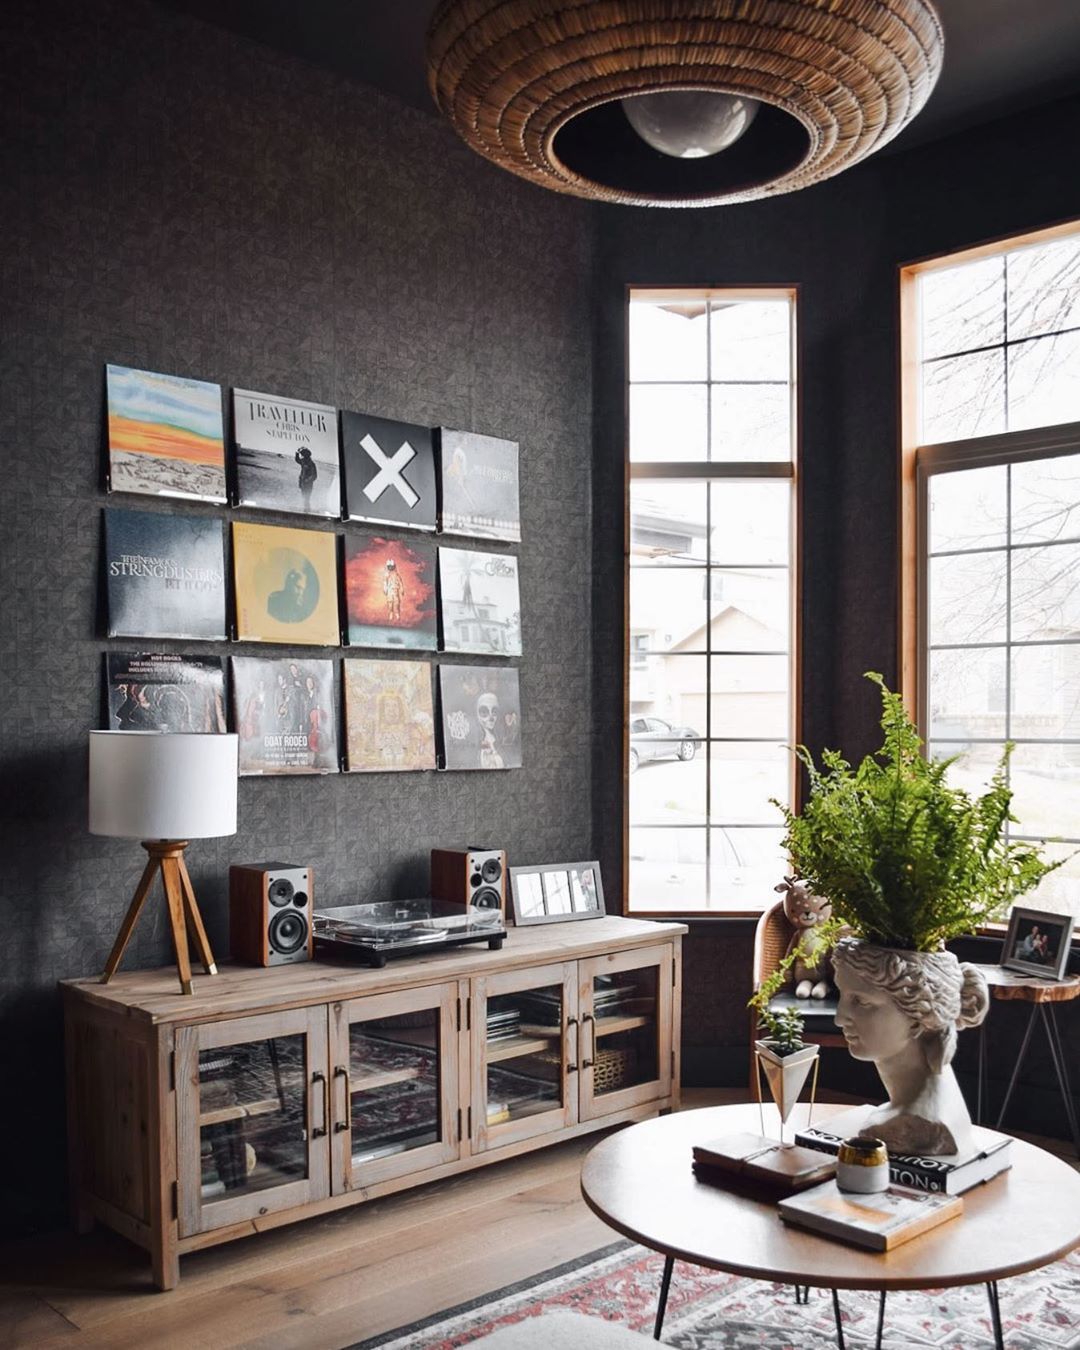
[89,731,239,995]
[89,731,238,840]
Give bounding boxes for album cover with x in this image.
[340,410,437,531]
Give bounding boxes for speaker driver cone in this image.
[472,887,501,910]
[268,877,295,907]
[480,858,503,883]
[269,909,308,954]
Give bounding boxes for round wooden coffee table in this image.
[580,1103,1080,1349]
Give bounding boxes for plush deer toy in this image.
[775,876,833,1000]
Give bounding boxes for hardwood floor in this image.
[3,1089,1075,1350]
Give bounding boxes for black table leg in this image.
[996,1002,1040,1130]
[831,1288,846,1350]
[874,1290,887,1350]
[653,1254,674,1340]
[793,1284,810,1304]
[986,1280,1004,1350]
[1042,1004,1080,1157]
[977,1020,987,1124]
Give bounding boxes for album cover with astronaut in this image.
[438,664,522,771]
[344,534,437,650]
[439,547,521,656]
[343,659,436,773]
[106,653,227,733]
[438,428,520,542]
[232,521,340,646]
[233,388,340,518]
[340,410,437,531]
[232,656,339,775]
[104,507,227,640]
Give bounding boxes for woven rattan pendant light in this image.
[426,0,944,207]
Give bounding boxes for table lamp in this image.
[89,731,238,995]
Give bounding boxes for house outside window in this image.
[901,221,1080,918]
[626,289,798,914]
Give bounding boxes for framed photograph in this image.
[343,658,436,773]
[104,507,226,640]
[438,427,521,542]
[510,862,605,926]
[106,364,227,504]
[232,521,340,646]
[438,664,522,770]
[232,656,339,775]
[341,411,437,531]
[439,547,521,656]
[1001,906,1074,980]
[344,534,437,650]
[233,388,340,518]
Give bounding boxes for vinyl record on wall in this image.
[344,534,437,650]
[438,427,520,542]
[105,652,227,732]
[439,663,522,771]
[104,507,227,640]
[341,411,437,531]
[232,521,340,646]
[232,655,339,775]
[343,658,436,772]
[233,387,341,519]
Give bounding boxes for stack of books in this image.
[795,1105,1012,1195]
[692,1132,837,1194]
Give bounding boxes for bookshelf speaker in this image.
[430,847,507,918]
[229,863,313,966]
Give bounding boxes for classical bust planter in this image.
[832,938,989,1155]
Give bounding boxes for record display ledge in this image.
[61,915,685,1288]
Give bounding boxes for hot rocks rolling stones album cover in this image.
[233,388,340,518]
[232,656,339,775]
[106,652,226,732]
[439,664,522,771]
[344,534,437,651]
[104,507,227,640]
[232,521,340,646]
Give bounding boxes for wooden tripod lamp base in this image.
[101,841,218,996]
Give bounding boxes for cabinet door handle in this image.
[565,1016,578,1073]
[312,1071,329,1138]
[333,1066,351,1133]
[581,1013,595,1069]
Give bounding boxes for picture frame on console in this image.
[510,861,605,926]
[1001,906,1074,980]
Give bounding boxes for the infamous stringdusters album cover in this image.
[439,547,522,656]
[106,653,227,732]
[438,428,520,542]
[104,507,227,640]
[106,364,227,504]
[341,411,437,531]
[438,664,522,771]
[232,656,339,775]
[344,535,437,651]
[233,388,340,518]
[343,659,436,773]
[232,522,340,646]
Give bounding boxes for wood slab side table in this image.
[974,965,1080,1156]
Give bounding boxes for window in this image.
[901,222,1080,920]
[626,289,797,914]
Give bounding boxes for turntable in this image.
[312,898,506,967]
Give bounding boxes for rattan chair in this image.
[749,900,846,1090]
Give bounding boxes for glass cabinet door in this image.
[330,983,460,1192]
[470,962,578,1153]
[176,1007,329,1237]
[578,944,674,1121]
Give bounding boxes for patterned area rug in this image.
[352,1239,1080,1349]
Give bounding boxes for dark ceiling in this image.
[165,0,1080,157]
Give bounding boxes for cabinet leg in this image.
[151,1236,179,1291]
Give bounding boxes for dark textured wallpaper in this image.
[0,0,594,1234]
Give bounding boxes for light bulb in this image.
[621,90,760,159]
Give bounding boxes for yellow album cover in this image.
[232,522,340,646]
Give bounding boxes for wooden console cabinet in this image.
[62,916,685,1288]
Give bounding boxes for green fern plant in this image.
[773,673,1060,952]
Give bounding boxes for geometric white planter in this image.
[754,1039,819,1126]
